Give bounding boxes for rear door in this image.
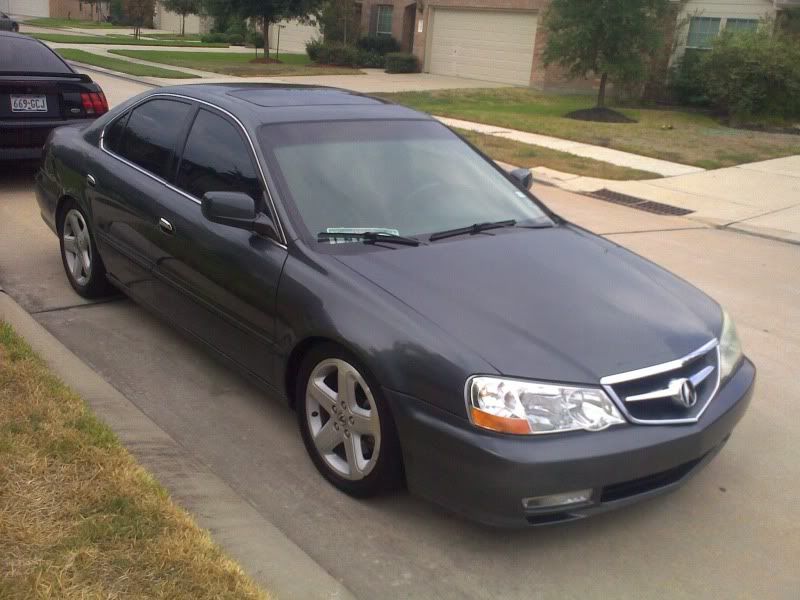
[151,106,288,382]
[90,97,194,299]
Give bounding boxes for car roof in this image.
[153,83,432,126]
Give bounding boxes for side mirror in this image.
[201,191,277,239]
[509,167,533,190]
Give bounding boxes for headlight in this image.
[719,309,743,381]
[467,376,625,435]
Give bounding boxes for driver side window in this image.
[176,108,263,206]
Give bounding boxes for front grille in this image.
[600,454,706,503]
[602,341,719,423]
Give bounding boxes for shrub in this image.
[357,49,385,68]
[247,31,264,49]
[357,35,400,55]
[385,52,419,73]
[306,38,324,62]
[701,28,800,121]
[668,48,710,107]
[200,32,228,43]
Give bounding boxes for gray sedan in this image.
[34,84,755,527]
[0,12,19,32]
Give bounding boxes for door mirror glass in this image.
[509,167,533,190]
[201,191,277,239]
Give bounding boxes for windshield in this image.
[258,120,551,245]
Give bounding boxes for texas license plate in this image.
[11,95,48,112]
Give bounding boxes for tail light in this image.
[80,91,109,116]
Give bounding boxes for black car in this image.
[35,84,755,527]
[0,12,19,32]
[1,31,108,161]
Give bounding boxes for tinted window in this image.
[119,99,191,181]
[176,109,261,202]
[0,37,72,73]
[103,112,129,154]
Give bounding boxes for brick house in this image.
[358,0,789,89]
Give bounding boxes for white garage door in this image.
[428,9,537,85]
[270,19,320,54]
[5,0,48,17]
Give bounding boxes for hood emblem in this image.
[673,378,698,408]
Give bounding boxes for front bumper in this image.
[387,358,755,527]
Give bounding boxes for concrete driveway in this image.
[2,75,799,600]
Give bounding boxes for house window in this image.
[725,18,758,33]
[376,5,393,36]
[686,17,721,49]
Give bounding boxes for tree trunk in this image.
[181,14,185,37]
[262,16,270,63]
[597,72,608,108]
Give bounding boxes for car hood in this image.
[333,225,721,383]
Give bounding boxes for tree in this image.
[204,0,323,62]
[124,0,156,38]
[317,0,359,44]
[542,0,671,108]
[162,0,201,36]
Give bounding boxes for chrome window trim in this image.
[601,340,721,426]
[99,92,288,249]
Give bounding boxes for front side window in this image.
[259,120,551,247]
[725,18,758,33]
[375,5,393,36]
[686,16,721,49]
[118,99,192,181]
[176,109,262,202]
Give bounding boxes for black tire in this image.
[57,200,112,299]
[11,24,19,33]
[296,343,404,497]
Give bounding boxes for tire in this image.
[58,201,112,298]
[12,24,19,33]
[296,343,404,497]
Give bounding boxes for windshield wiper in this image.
[428,219,517,242]
[317,231,421,246]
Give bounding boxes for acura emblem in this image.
[674,379,698,408]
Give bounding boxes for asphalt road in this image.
[1,71,799,599]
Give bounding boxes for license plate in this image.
[11,95,48,113]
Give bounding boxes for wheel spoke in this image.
[313,419,342,454]
[349,411,378,436]
[68,213,82,236]
[80,250,91,272]
[308,379,337,413]
[338,368,356,408]
[70,254,83,277]
[343,434,363,477]
[63,235,78,254]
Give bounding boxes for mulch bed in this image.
[566,106,637,123]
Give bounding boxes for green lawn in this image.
[110,49,362,77]
[29,32,228,47]
[379,88,800,169]
[26,17,116,28]
[58,49,199,79]
[457,129,659,180]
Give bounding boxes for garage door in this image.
[428,9,537,85]
[270,19,321,54]
[5,0,48,17]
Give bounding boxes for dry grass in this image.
[456,129,659,180]
[0,322,268,600]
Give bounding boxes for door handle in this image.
[158,217,174,235]
[86,174,96,187]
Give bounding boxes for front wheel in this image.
[297,345,403,497]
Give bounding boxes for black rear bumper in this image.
[387,358,755,527]
[0,118,81,160]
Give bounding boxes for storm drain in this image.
[588,189,694,216]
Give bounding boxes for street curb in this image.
[0,290,357,600]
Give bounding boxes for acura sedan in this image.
[1,31,108,161]
[35,84,755,527]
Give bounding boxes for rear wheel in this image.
[58,202,111,298]
[11,24,19,32]
[297,344,403,497]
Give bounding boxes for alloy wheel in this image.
[305,358,381,480]
[62,209,92,286]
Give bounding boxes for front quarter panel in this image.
[276,244,498,417]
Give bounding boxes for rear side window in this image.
[176,109,261,202]
[118,99,192,181]
[0,37,71,73]
[103,112,129,154]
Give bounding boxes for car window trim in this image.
[100,92,287,248]
[174,105,269,215]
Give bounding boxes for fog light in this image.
[522,489,593,510]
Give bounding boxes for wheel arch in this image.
[55,194,79,231]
